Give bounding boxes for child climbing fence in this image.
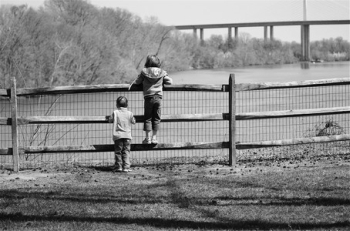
[1,75,350,172]
[0,77,233,171]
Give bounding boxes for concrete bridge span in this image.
[175,20,350,61]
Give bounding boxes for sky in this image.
[0,0,349,42]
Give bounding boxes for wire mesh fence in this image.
[0,97,11,168]
[236,83,350,162]
[1,78,349,170]
[1,90,229,169]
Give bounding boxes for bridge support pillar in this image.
[193,28,197,38]
[229,27,239,40]
[301,25,310,61]
[270,26,274,40]
[264,26,274,41]
[200,28,204,44]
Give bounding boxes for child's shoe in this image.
[122,169,132,172]
[142,138,151,144]
[112,165,123,172]
[151,138,158,144]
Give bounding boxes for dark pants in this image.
[144,95,162,131]
[114,138,131,170]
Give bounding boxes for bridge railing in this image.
[1,76,350,172]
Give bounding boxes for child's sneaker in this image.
[151,138,158,144]
[142,138,151,144]
[122,169,132,172]
[113,168,123,172]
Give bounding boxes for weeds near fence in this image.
[316,119,345,137]
[304,118,345,138]
[300,118,349,159]
[20,95,83,163]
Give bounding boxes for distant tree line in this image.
[0,0,349,88]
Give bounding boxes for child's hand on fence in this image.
[106,115,112,123]
[128,79,137,91]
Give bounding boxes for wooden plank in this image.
[22,144,114,153]
[16,84,224,96]
[13,77,350,95]
[11,105,350,125]
[17,84,131,96]
[229,74,236,166]
[0,117,11,125]
[132,142,229,151]
[4,133,349,156]
[164,84,223,92]
[16,113,228,125]
[222,77,350,92]
[234,77,350,92]
[0,148,12,155]
[11,77,19,172]
[236,106,350,120]
[0,89,9,97]
[21,142,229,153]
[161,113,226,121]
[17,116,110,125]
[12,133,350,154]
[236,134,350,149]
[12,105,350,125]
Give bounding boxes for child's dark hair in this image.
[144,55,161,68]
[117,96,128,108]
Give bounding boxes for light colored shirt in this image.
[109,107,136,140]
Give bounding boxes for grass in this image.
[1,153,349,231]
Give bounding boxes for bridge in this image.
[175,20,350,61]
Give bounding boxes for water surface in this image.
[170,61,350,84]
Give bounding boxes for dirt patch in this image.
[1,154,348,189]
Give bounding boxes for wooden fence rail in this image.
[2,105,350,126]
[1,76,350,172]
[1,77,349,97]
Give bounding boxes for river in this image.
[170,61,350,84]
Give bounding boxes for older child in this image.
[132,55,173,144]
[109,96,136,172]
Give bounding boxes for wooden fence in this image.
[1,75,350,172]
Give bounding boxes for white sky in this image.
[0,0,349,42]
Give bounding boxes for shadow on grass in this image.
[0,189,165,204]
[1,178,350,230]
[1,184,350,206]
[0,212,349,230]
[89,166,114,172]
[210,196,350,206]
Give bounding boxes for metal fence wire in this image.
[0,97,11,168]
[1,90,229,169]
[236,83,350,162]
[1,78,349,169]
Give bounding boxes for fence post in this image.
[229,74,236,166]
[11,77,19,172]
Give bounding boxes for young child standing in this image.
[109,96,136,172]
[132,55,173,144]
